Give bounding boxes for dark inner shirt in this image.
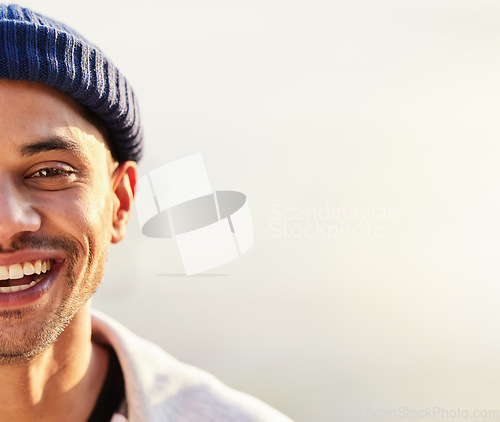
[87,348,126,422]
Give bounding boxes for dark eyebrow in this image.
[19,136,84,157]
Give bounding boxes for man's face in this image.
[0,80,134,363]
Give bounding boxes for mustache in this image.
[0,236,79,257]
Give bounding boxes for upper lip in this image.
[0,250,66,267]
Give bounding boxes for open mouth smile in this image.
[0,260,54,293]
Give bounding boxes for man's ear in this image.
[110,161,138,244]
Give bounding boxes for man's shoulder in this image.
[91,309,293,422]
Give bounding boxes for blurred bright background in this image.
[19,0,500,421]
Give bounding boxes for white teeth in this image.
[34,260,42,275]
[8,264,23,279]
[0,280,36,293]
[23,262,35,276]
[0,260,53,293]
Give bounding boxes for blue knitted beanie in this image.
[0,4,143,162]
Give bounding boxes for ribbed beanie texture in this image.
[0,4,143,162]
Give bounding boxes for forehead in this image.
[0,80,110,160]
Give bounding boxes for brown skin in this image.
[0,80,137,421]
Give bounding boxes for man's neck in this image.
[0,302,109,422]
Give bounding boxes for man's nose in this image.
[0,177,41,241]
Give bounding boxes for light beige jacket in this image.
[91,310,294,422]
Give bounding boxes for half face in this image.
[0,80,135,363]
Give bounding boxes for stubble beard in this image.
[0,236,107,365]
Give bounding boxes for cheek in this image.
[84,190,115,230]
[36,186,115,247]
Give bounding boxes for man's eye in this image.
[25,165,78,190]
[31,168,73,178]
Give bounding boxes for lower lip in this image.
[0,262,63,308]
